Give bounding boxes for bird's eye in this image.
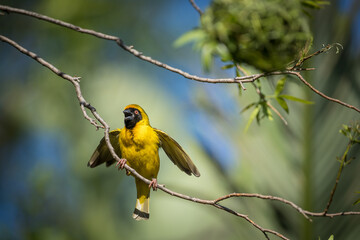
[134,110,139,115]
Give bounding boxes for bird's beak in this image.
[123,109,133,120]
[123,109,134,121]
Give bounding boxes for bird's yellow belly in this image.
[119,124,160,180]
[121,143,160,179]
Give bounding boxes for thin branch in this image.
[0,4,236,84]
[157,187,289,240]
[189,0,203,15]
[304,211,360,218]
[0,6,324,86]
[292,43,342,69]
[0,35,103,129]
[267,102,288,125]
[323,141,352,214]
[1,4,359,114]
[215,193,310,221]
[290,71,360,113]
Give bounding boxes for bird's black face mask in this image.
[123,108,142,129]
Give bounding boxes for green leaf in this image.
[235,67,241,77]
[301,0,330,9]
[274,77,287,96]
[173,29,205,48]
[276,97,289,113]
[261,102,273,121]
[201,42,216,72]
[238,83,243,96]
[244,105,260,132]
[216,44,232,62]
[328,235,334,240]
[354,191,360,205]
[280,95,314,104]
[266,107,273,121]
[256,107,261,124]
[222,64,235,70]
[302,2,321,9]
[342,124,349,132]
[241,102,256,113]
[339,129,347,137]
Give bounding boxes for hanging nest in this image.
[200,0,312,71]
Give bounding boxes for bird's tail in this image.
[133,197,150,220]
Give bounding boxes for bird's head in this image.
[123,104,150,129]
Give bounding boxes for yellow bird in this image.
[88,104,200,220]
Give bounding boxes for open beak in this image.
[123,109,133,120]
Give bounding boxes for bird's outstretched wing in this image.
[154,128,200,177]
[88,129,121,168]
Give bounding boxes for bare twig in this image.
[159,187,289,240]
[304,211,360,218]
[1,4,359,114]
[267,102,288,125]
[189,0,203,15]
[0,35,103,129]
[292,43,342,69]
[0,4,235,84]
[215,193,310,221]
[290,71,360,113]
[323,141,352,214]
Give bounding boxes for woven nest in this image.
[201,0,311,71]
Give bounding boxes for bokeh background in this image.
[0,0,359,239]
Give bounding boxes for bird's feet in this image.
[116,158,127,170]
[149,178,158,191]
